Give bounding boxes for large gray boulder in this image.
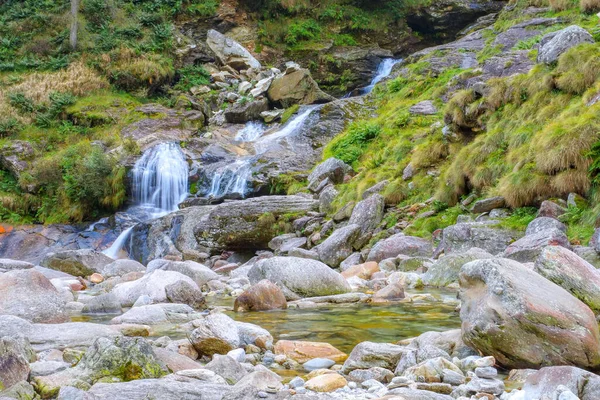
[503,228,571,262]
[0,269,68,323]
[224,98,269,124]
[146,259,218,288]
[0,259,34,273]
[526,217,566,236]
[222,368,282,400]
[204,354,247,384]
[307,158,352,191]
[522,366,600,400]
[315,224,361,267]
[348,194,385,235]
[111,270,201,307]
[111,303,201,325]
[367,234,432,263]
[342,342,406,373]
[439,221,522,255]
[0,337,31,391]
[102,259,145,278]
[86,379,228,400]
[189,312,241,357]
[248,257,351,300]
[81,293,122,314]
[40,249,113,277]
[206,29,260,71]
[537,25,594,64]
[423,248,493,287]
[459,258,600,369]
[267,67,334,108]
[534,245,600,313]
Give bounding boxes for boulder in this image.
[471,196,505,213]
[307,158,351,191]
[538,25,594,64]
[348,194,385,235]
[233,279,287,312]
[165,280,206,310]
[526,217,567,236]
[534,245,600,313]
[189,313,241,357]
[423,248,493,287]
[439,221,522,255]
[204,354,247,384]
[146,259,218,288]
[0,269,68,323]
[235,321,273,349]
[409,100,438,115]
[248,257,351,300]
[503,228,571,262]
[40,249,113,277]
[87,379,228,400]
[372,282,405,302]
[522,366,600,400]
[342,342,406,373]
[0,259,34,272]
[222,368,282,400]
[459,258,600,369]
[315,224,361,267]
[102,259,145,278]
[267,68,334,108]
[537,199,567,219]
[274,340,347,364]
[341,262,379,280]
[224,98,269,124]
[81,293,122,314]
[206,29,261,70]
[0,337,31,391]
[318,185,338,214]
[367,234,432,263]
[111,270,201,307]
[111,303,201,325]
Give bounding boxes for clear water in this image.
[361,58,402,94]
[102,143,189,258]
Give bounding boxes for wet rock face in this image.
[0,269,68,323]
[459,258,600,369]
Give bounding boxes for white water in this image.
[102,142,189,259]
[204,106,318,198]
[362,58,402,94]
[235,121,266,142]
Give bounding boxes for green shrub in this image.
[326,121,381,167]
[174,64,210,91]
[285,20,322,45]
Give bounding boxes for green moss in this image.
[281,104,300,124]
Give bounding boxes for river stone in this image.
[526,217,567,236]
[205,354,247,384]
[248,257,351,300]
[340,252,363,271]
[146,259,218,288]
[0,337,31,391]
[315,224,361,267]
[274,340,347,364]
[348,194,385,235]
[439,221,522,255]
[422,248,493,287]
[189,313,241,357]
[372,282,405,302]
[235,321,273,349]
[267,68,334,108]
[111,270,200,307]
[503,228,571,262]
[459,258,600,369]
[402,357,462,383]
[222,368,282,400]
[342,342,406,373]
[40,249,113,277]
[305,373,347,392]
[303,358,336,371]
[341,262,379,280]
[534,245,600,313]
[538,25,594,64]
[111,303,200,325]
[233,279,287,312]
[224,98,269,124]
[102,259,145,278]
[307,158,352,191]
[165,280,206,310]
[206,29,260,70]
[152,347,201,372]
[522,366,600,400]
[81,293,122,314]
[0,269,68,323]
[0,259,33,272]
[367,234,432,263]
[88,379,229,400]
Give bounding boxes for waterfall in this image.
[235,121,266,142]
[361,58,402,94]
[132,142,189,213]
[102,142,189,259]
[202,106,318,199]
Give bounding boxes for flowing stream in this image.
[102,143,189,258]
[361,58,402,94]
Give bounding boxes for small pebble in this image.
[257,391,268,398]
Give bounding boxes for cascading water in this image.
[103,142,189,259]
[235,121,266,142]
[361,58,402,94]
[203,106,318,199]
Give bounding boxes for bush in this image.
[285,19,322,45]
[326,121,381,166]
[174,65,210,91]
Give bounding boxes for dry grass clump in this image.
[555,44,600,95]
[0,62,109,124]
[549,0,578,10]
[581,0,600,12]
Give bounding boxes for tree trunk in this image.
[70,0,79,50]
